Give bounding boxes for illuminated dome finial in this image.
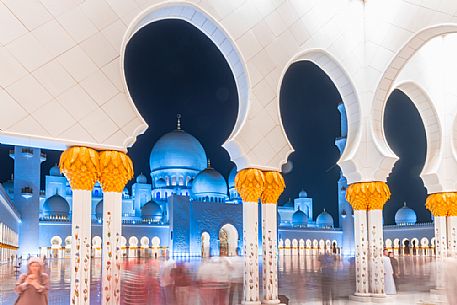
[177,113,181,130]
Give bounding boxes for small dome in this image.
[228,166,237,189]
[50,164,61,176]
[292,208,308,227]
[191,166,228,201]
[96,200,103,219]
[299,190,308,198]
[316,210,334,228]
[136,173,147,184]
[395,203,417,225]
[141,200,162,222]
[149,130,207,173]
[43,194,70,217]
[155,178,167,188]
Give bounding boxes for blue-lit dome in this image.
[155,178,167,188]
[141,200,162,222]
[136,173,147,184]
[292,208,308,227]
[228,166,237,189]
[299,190,308,198]
[96,200,103,219]
[316,210,334,228]
[149,130,207,173]
[395,203,417,225]
[50,164,61,176]
[191,166,228,201]
[43,194,70,217]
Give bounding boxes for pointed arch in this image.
[278,49,361,173]
[121,2,249,147]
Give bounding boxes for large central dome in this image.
[149,129,207,173]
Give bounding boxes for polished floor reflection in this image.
[0,255,443,305]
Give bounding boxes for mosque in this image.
[0,109,433,262]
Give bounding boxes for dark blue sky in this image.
[0,19,429,225]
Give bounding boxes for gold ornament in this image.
[426,192,457,216]
[235,168,265,202]
[261,171,285,204]
[59,147,99,190]
[346,182,390,210]
[99,151,134,193]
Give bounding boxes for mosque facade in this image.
[0,115,434,262]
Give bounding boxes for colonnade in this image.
[234,169,394,303]
[426,193,457,290]
[0,223,18,263]
[59,147,133,305]
[345,182,391,299]
[235,169,285,305]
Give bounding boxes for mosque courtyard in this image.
[0,255,441,305]
[3,1,457,305]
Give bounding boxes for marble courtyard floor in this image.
[0,255,443,305]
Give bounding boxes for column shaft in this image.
[262,204,279,304]
[435,216,448,259]
[102,192,123,305]
[354,210,369,295]
[367,209,384,295]
[447,216,457,257]
[243,201,261,305]
[70,190,92,305]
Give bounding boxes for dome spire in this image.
[403,202,407,207]
[176,113,182,130]
[207,159,211,168]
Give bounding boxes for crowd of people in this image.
[156,255,243,305]
[10,248,457,305]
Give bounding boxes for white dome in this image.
[316,210,334,228]
[43,194,70,217]
[395,203,417,225]
[192,166,228,201]
[136,173,147,184]
[149,130,207,173]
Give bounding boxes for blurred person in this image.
[319,252,335,305]
[388,251,399,291]
[14,257,49,305]
[383,249,396,295]
[174,263,193,305]
[445,257,457,304]
[160,256,176,305]
[225,253,243,305]
[197,257,230,305]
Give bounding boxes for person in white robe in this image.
[383,250,396,295]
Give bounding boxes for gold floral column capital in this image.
[426,192,457,216]
[59,146,99,190]
[99,151,134,193]
[346,181,391,210]
[235,168,265,202]
[261,171,285,204]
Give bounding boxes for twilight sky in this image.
[0,19,429,225]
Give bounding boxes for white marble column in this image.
[354,210,369,296]
[70,190,92,305]
[435,216,448,259]
[367,209,385,296]
[243,201,261,305]
[262,203,279,305]
[435,216,447,290]
[447,216,457,257]
[102,192,123,305]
